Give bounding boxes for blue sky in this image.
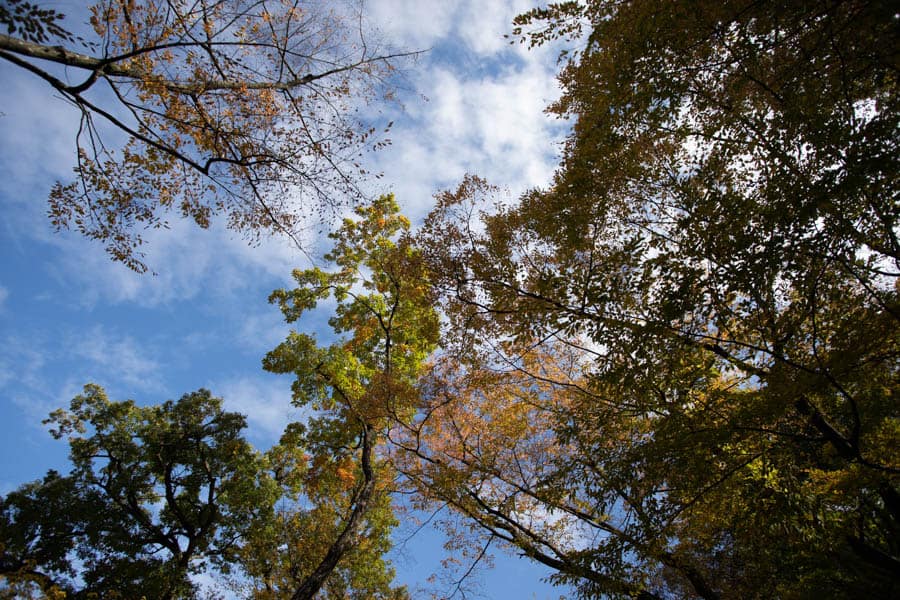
[0,1,570,597]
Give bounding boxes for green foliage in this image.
[4,1,896,596]
[1,385,277,599]
[244,194,435,599]
[238,480,408,600]
[233,419,410,600]
[0,196,433,599]
[0,471,83,599]
[266,193,439,416]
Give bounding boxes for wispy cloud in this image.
[368,65,564,221]
[0,325,165,430]
[0,333,52,422]
[213,375,302,447]
[369,0,539,58]
[0,63,81,186]
[70,325,163,392]
[0,61,308,310]
[0,2,572,593]
[367,0,456,50]
[40,218,302,309]
[365,0,565,221]
[234,307,293,355]
[1,0,564,309]
[456,0,540,56]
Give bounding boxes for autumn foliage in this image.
[408,1,899,597]
[1,0,410,271]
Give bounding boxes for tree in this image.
[0,383,412,600]
[0,197,435,599]
[414,0,899,596]
[236,424,410,600]
[259,193,438,599]
[0,0,412,271]
[0,385,277,599]
[0,471,85,599]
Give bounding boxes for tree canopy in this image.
[2,0,898,598]
[260,193,437,598]
[410,0,899,597]
[0,195,433,599]
[1,385,275,598]
[0,0,411,271]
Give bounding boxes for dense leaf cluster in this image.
[1,386,273,598]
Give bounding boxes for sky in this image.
[0,1,570,597]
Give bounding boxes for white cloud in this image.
[0,335,90,430]
[357,2,567,224]
[0,1,565,309]
[0,63,81,186]
[0,334,51,416]
[235,307,293,355]
[367,0,456,50]
[0,4,574,594]
[368,0,539,57]
[0,285,7,309]
[456,0,530,56]
[0,58,311,311]
[0,326,163,416]
[366,57,564,222]
[37,213,307,309]
[214,375,303,446]
[69,325,163,392]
